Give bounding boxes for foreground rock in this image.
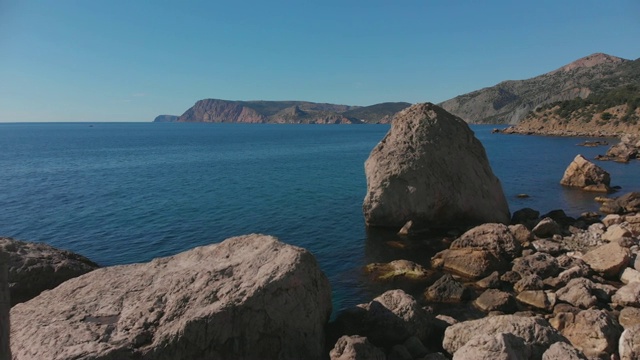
[363,102,510,230]
[329,335,385,360]
[442,315,566,359]
[560,154,612,193]
[10,234,332,360]
[0,237,99,305]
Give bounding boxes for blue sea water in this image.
[1,122,638,314]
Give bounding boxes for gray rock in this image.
[619,307,640,329]
[620,267,640,284]
[450,223,521,260]
[425,274,469,303]
[560,154,611,191]
[582,241,631,277]
[0,237,98,305]
[561,309,622,360]
[556,278,599,309]
[475,271,502,289]
[542,342,587,360]
[612,281,640,307]
[363,102,510,229]
[600,192,640,215]
[509,224,534,244]
[511,208,540,229]
[514,275,544,293]
[473,289,517,313]
[346,289,433,348]
[516,290,555,311]
[602,224,633,242]
[619,325,640,360]
[531,239,564,255]
[431,248,506,280]
[532,217,563,238]
[330,336,385,360]
[452,332,531,360]
[512,252,560,278]
[442,315,566,359]
[10,234,332,360]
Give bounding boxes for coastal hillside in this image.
[439,53,640,124]
[501,85,640,136]
[156,99,411,124]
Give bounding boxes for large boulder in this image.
[0,237,99,305]
[337,289,433,348]
[442,315,566,359]
[10,234,332,360]
[561,309,622,360]
[560,155,611,192]
[363,102,510,229]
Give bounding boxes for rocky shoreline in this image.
[3,196,640,359]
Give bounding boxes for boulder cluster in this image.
[337,201,640,360]
[596,135,640,163]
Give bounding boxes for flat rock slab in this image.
[431,248,506,280]
[0,237,98,305]
[443,315,566,359]
[10,234,332,360]
[582,241,630,277]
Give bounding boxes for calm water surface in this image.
[1,122,638,313]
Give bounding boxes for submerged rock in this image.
[10,234,332,360]
[0,237,99,305]
[363,102,510,230]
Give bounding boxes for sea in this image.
[1,122,639,314]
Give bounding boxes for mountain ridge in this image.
[439,53,640,124]
[156,99,411,124]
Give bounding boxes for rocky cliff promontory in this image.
[439,53,640,124]
[155,99,411,124]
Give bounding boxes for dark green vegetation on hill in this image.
[155,99,411,124]
[439,53,640,124]
[544,84,640,124]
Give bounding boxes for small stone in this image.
[330,336,385,360]
[516,290,554,311]
[475,271,502,289]
[619,307,640,329]
[612,282,640,307]
[532,239,564,255]
[621,267,640,284]
[473,289,517,313]
[500,270,522,285]
[509,224,533,244]
[532,217,562,238]
[602,224,633,242]
[512,252,560,278]
[556,278,598,309]
[514,275,544,293]
[602,214,623,227]
[425,274,469,303]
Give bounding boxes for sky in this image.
[1,1,639,122]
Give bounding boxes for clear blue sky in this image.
[1,0,639,122]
